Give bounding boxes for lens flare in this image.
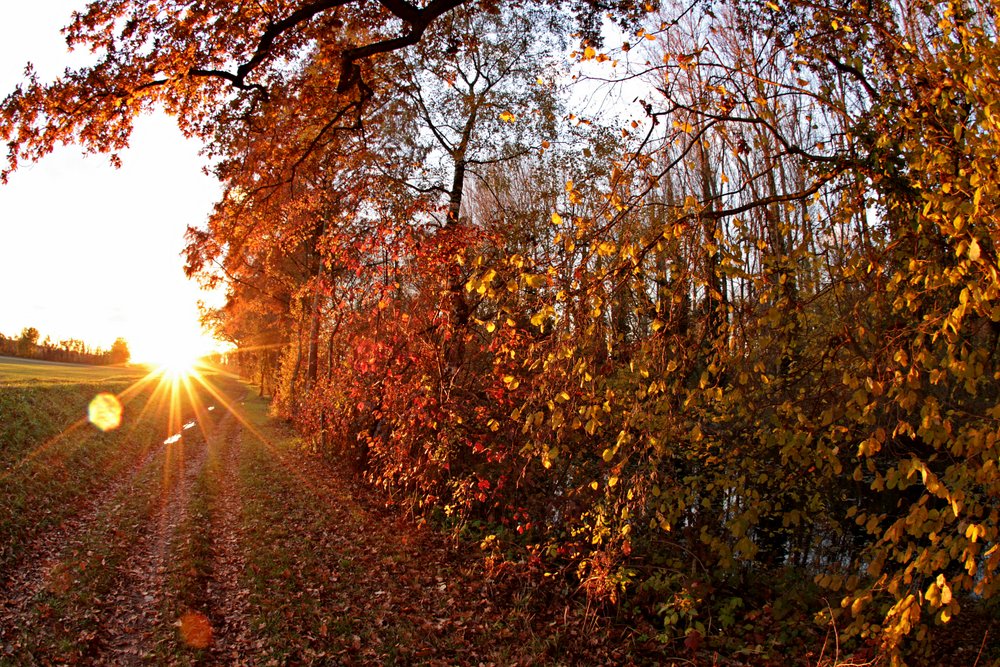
[177,610,213,648]
[88,393,123,431]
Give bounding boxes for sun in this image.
[150,343,209,379]
[156,351,202,378]
[131,324,225,378]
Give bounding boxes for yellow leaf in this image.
[590,481,599,490]
[499,111,517,123]
[486,322,496,333]
[551,211,562,225]
[609,475,619,487]
[525,274,546,288]
[583,46,596,59]
[969,238,981,261]
[602,447,614,462]
[926,582,940,606]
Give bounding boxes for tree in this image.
[17,327,39,357]
[109,337,131,364]
[0,0,638,182]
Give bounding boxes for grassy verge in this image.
[3,437,177,663]
[236,395,343,663]
[0,381,163,573]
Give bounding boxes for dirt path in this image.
[95,428,211,665]
[203,414,254,664]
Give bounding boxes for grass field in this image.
[0,355,150,386]
[0,356,207,574]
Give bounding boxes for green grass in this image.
[0,380,166,572]
[0,355,149,386]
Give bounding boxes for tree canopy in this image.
[4,0,1000,662]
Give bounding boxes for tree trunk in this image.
[442,104,478,373]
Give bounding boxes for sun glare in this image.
[157,353,202,378]
[152,345,207,379]
[134,327,223,378]
[88,393,123,432]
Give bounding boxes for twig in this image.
[972,628,989,667]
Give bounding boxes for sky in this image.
[0,2,225,365]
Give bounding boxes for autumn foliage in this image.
[3,0,1000,662]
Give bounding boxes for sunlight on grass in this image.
[1,356,241,489]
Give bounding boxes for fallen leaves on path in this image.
[2,387,664,666]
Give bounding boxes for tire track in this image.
[204,412,255,664]
[93,428,212,665]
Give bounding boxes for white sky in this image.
[0,1,224,364]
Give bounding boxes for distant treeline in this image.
[0,327,130,366]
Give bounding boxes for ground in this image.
[0,365,650,666]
